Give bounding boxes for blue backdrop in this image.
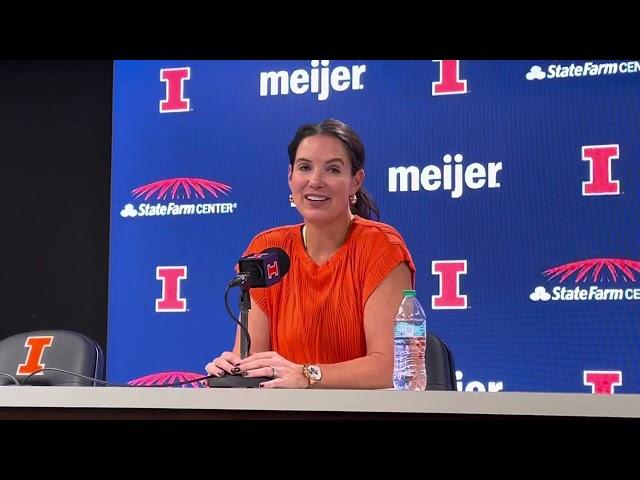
[108,60,639,393]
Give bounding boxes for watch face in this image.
[308,364,322,381]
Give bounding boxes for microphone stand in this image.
[207,284,272,388]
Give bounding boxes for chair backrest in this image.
[0,330,105,386]
[426,332,456,391]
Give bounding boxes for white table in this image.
[0,387,637,419]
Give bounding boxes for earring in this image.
[350,194,357,205]
[289,194,295,206]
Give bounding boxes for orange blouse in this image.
[244,216,416,365]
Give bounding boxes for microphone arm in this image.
[208,247,290,388]
[238,286,251,358]
[207,281,271,388]
[224,272,255,358]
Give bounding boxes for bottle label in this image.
[394,322,426,337]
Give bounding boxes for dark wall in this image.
[0,61,112,352]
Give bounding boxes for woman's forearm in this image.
[314,352,393,389]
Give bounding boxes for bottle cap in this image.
[403,289,416,297]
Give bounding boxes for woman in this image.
[206,119,415,389]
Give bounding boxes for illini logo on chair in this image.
[16,336,54,376]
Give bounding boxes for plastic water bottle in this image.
[393,289,427,390]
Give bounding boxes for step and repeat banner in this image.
[108,60,639,393]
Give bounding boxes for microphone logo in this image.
[235,247,290,289]
[267,261,279,279]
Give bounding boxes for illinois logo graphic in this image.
[583,370,622,395]
[582,144,620,196]
[432,260,468,309]
[432,60,468,96]
[160,67,191,113]
[120,177,237,219]
[530,258,640,302]
[17,336,54,375]
[156,266,187,312]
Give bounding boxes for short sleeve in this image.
[361,231,416,306]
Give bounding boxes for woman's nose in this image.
[309,169,324,186]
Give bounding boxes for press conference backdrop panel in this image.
[108,60,640,393]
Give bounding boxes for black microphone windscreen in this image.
[262,247,291,277]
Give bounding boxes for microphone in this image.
[208,247,291,388]
[229,247,291,289]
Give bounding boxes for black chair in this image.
[426,332,456,391]
[0,330,105,386]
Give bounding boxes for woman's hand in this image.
[237,351,308,389]
[205,351,243,376]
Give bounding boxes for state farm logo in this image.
[120,177,238,219]
[432,60,468,96]
[530,258,640,302]
[388,153,502,198]
[582,144,620,196]
[259,60,366,101]
[160,67,191,113]
[526,61,640,81]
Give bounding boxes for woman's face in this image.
[289,134,363,225]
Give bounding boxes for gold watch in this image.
[302,364,322,388]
